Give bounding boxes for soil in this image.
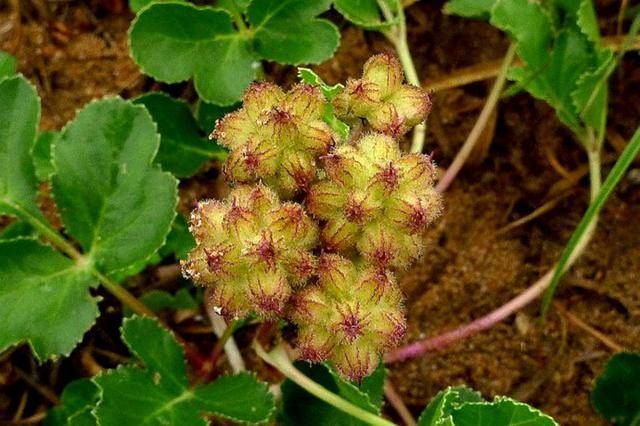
[1,1,639,425]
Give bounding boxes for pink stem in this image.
[384,269,553,364]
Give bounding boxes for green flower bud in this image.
[306,133,442,270]
[182,184,318,319]
[213,82,338,198]
[290,254,406,381]
[333,53,431,137]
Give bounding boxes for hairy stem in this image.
[254,342,395,426]
[95,270,157,318]
[435,43,516,192]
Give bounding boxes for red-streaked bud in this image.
[307,133,442,270]
[213,82,337,198]
[182,184,318,319]
[289,254,406,381]
[332,53,431,137]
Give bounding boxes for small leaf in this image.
[51,98,178,274]
[418,386,483,426]
[443,0,495,20]
[281,362,378,425]
[334,0,393,29]
[248,0,340,65]
[592,352,640,426]
[326,362,384,413]
[129,3,257,105]
[359,363,386,410]
[195,100,238,135]
[450,396,558,425]
[0,51,17,80]
[297,67,343,100]
[93,316,274,425]
[33,131,57,182]
[159,214,195,260]
[134,93,227,178]
[44,379,99,426]
[0,238,99,360]
[0,76,43,220]
[541,126,640,314]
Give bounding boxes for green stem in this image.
[254,343,396,426]
[95,270,157,318]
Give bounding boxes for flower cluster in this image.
[183,54,440,380]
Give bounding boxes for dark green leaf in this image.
[359,363,386,410]
[33,131,57,182]
[443,0,495,20]
[159,214,195,260]
[0,51,17,80]
[93,316,274,425]
[248,0,340,64]
[450,397,558,425]
[541,126,640,314]
[281,362,378,425]
[334,0,391,29]
[195,100,238,134]
[418,386,483,426]
[0,76,44,221]
[0,220,37,240]
[129,3,257,105]
[0,238,99,360]
[134,93,227,178]
[135,288,198,314]
[51,98,178,274]
[44,379,99,426]
[592,352,640,426]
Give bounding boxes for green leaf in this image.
[280,362,379,425]
[297,67,343,100]
[44,379,99,426]
[0,238,99,360]
[51,98,178,274]
[450,396,558,426]
[248,0,339,64]
[576,0,601,48]
[134,93,227,178]
[334,0,392,29]
[541,125,640,314]
[442,0,495,20]
[195,100,238,135]
[0,51,17,80]
[159,214,195,260]
[93,316,274,425]
[129,0,184,14]
[136,288,198,314]
[297,67,349,139]
[0,76,43,221]
[33,131,57,182]
[418,386,484,426]
[129,3,257,105]
[592,352,640,426]
[359,363,386,410]
[0,220,37,240]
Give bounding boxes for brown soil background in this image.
[1,1,639,425]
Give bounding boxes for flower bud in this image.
[290,254,406,381]
[307,133,442,270]
[181,184,318,319]
[333,53,431,137]
[214,82,338,198]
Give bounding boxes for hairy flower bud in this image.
[333,53,431,137]
[213,82,338,198]
[307,133,442,270]
[181,184,318,319]
[290,254,406,381]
